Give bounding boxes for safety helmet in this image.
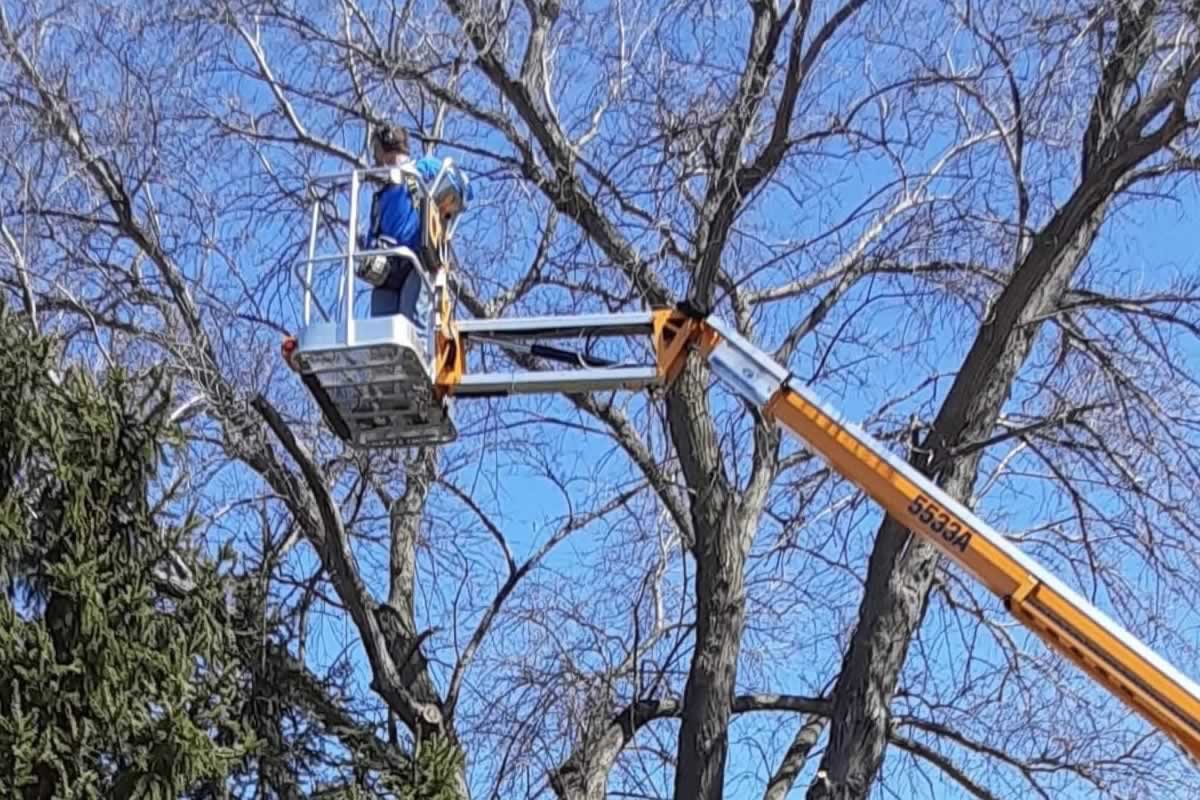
[432,162,472,219]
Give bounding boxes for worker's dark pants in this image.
[370,258,430,343]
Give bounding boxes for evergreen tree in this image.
[0,305,459,798]
[0,303,255,799]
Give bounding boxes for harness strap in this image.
[368,166,423,242]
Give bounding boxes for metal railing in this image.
[296,163,460,364]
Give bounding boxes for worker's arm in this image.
[693,314,1200,760]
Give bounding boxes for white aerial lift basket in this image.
[286,162,461,447]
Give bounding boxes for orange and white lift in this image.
[283,166,1200,762]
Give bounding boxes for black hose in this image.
[529,343,616,368]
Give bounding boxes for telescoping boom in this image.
[284,165,1200,763]
[418,307,1200,761]
[667,310,1200,761]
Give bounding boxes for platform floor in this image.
[293,315,456,447]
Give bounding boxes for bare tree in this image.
[808,3,1200,797]
[3,0,1200,799]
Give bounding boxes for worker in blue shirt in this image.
[359,125,470,342]
[358,124,435,337]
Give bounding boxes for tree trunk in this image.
[668,358,759,800]
[808,195,1111,799]
[673,504,749,800]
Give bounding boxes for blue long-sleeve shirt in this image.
[366,157,445,254]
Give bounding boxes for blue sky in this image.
[10,0,1194,796]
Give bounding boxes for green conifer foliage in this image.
[0,303,255,799]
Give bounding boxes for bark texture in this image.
[667,359,749,800]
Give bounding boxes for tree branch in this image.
[888,731,1003,800]
[253,394,445,735]
[440,0,670,304]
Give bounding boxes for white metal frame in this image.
[298,164,458,364]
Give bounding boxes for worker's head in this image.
[371,124,409,165]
